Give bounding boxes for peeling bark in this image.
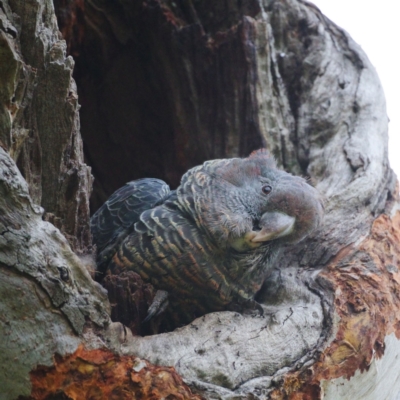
[27,346,202,400]
[0,0,399,399]
[268,210,400,400]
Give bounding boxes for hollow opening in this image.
[53,0,267,334]
[54,0,264,213]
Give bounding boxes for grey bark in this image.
[0,0,108,398]
[0,0,399,399]
[0,0,92,253]
[0,146,109,398]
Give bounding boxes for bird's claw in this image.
[143,290,169,323]
[228,298,264,316]
[244,299,264,316]
[254,301,264,316]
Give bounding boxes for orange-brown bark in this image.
[270,207,400,399]
[28,346,203,400]
[27,209,400,399]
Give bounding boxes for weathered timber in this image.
[0,0,399,399]
[53,0,400,398]
[0,0,92,253]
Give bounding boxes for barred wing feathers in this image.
[90,178,171,274]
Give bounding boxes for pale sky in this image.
[309,0,399,179]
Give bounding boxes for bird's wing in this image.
[91,178,172,273]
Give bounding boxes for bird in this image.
[91,149,324,328]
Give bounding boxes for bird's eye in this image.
[262,185,272,195]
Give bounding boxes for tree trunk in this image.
[0,0,399,399]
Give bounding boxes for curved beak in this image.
[250,212,295,243]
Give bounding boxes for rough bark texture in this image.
[0,0,399,399]
[0,0,92,253]
[0,146,109,398]
[27,346,202,400]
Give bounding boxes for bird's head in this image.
[178,149,324,252]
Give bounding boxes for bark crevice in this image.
[0,0,399,398]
